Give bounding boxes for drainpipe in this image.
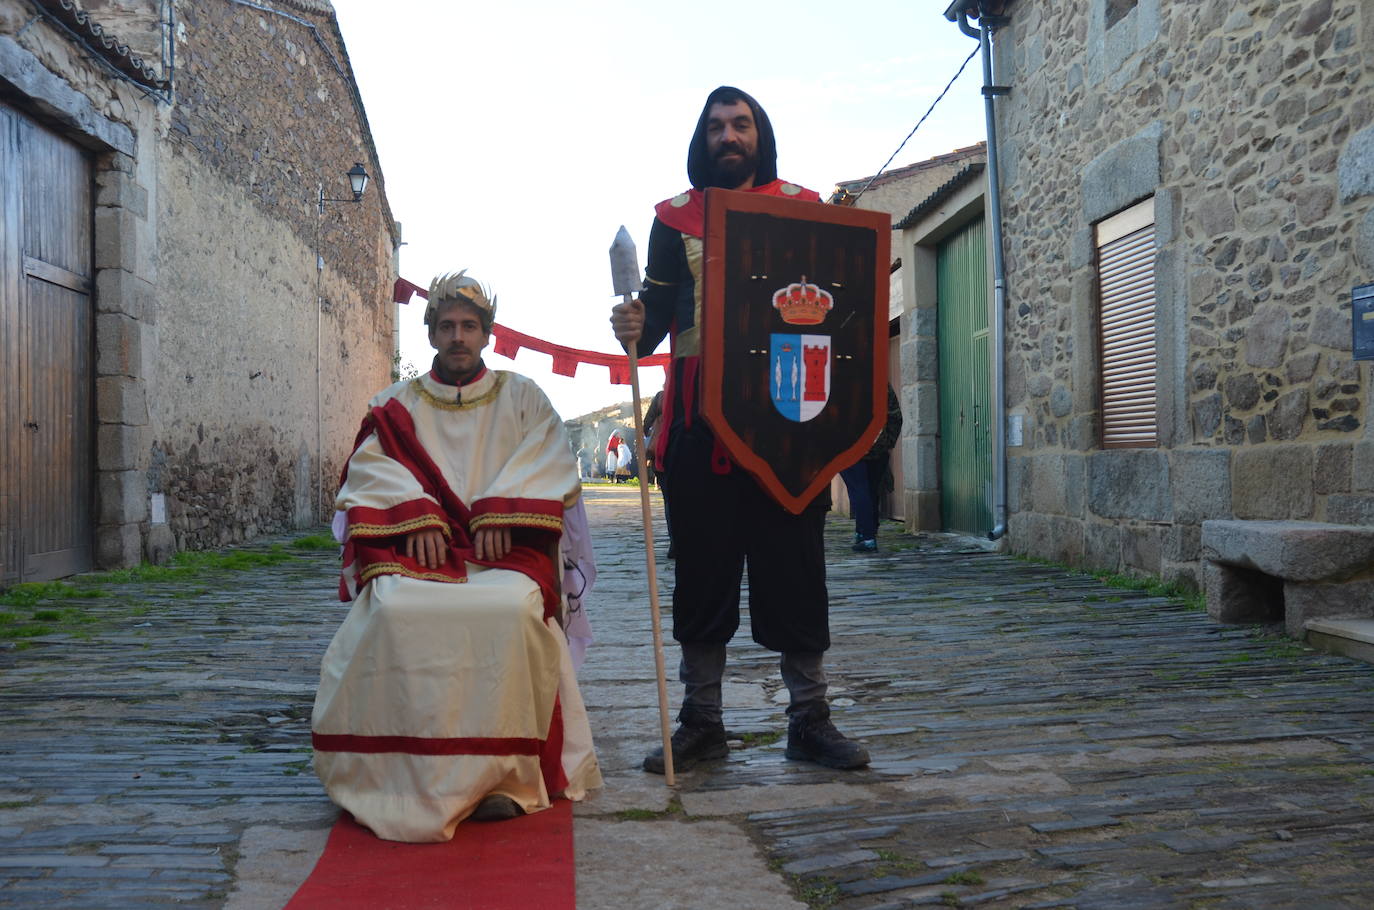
[950,1,1011,540]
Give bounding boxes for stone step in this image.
[1304,618,1374,666]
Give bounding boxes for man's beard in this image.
[707,145,759,188]
[434,347,477,384]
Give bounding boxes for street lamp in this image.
[318,162,370,213]
[313,161,371,525]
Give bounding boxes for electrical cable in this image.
[849,46,980,204]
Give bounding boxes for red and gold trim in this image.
[471,513,563,533]
[470,497,564,534]
[412,372,507,411]
[344,502,451,540]
[339,399,562,617]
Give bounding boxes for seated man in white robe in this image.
[311,271,601,843]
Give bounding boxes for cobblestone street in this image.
[2,486,1373,908]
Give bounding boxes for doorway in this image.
[0,102,95,583]
[936,217,992,534]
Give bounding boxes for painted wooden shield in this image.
[700,188,891,514]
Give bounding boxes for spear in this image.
[609,225,675,787]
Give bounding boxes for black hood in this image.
[686,85,778,190]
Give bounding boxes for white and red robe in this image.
[311,367,602,842]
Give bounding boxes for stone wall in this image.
[155,0,397,550]
[991,0,1373,587]
[1,0,397,566]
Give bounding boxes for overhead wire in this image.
[849,46,981,204]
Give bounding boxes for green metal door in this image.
[937,218,992,534]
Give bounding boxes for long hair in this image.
[685,85,778,190]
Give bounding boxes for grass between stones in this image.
[290,533,340,551]
[943,869,984,886]
[1011,553,1206,612]
[613,795,685,822]
[873,848,923,875]
[791,875,840,909]
[736,730,785,749]
[99,545,300,582]
[0,535,328,649]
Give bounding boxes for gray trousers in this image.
[678,642,827,726]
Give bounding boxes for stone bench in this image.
[1201,520,1374,637]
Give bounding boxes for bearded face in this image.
[428,301,490,383]
[703,101,760,189]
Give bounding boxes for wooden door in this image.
[0,102,94,584]
[936,217,992,534]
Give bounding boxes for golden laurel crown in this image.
[426,270,497,326]
[772,277,833,326]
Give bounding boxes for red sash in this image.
[339,398,559,618]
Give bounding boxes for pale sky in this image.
[329,0,988,421]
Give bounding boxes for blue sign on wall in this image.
[1356,283,1374,361]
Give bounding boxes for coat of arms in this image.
[700,189,891,513]
[768,279,833,422]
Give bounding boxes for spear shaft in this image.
[610,226,675,787]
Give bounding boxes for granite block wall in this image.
[991,0,1373,586]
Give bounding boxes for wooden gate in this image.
[1,102,95,584]
[936,217,992,534]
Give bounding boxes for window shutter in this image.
[1095,198,1157,448]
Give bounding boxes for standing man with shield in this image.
[610,85,871,773]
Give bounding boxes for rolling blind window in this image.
[1095,197,1157,448]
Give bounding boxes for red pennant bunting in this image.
[391,277,669,381]
[550,353,579,377]
[493,336,522,359]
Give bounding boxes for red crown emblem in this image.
[772,276,833,326]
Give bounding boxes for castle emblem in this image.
[770,333,831,422]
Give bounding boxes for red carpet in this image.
[285,801,575,909]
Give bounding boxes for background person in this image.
[605,433,620,480]
[840,385,903,552]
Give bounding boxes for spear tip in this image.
[609,226,641,297]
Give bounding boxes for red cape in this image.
[654,179,822,237]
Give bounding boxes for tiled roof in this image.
[894,162,986,229]
[835,142,986,193]
[36,0,167,89]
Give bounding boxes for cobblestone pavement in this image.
[2,486,1373,908]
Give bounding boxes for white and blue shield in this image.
[770,333,830,422]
